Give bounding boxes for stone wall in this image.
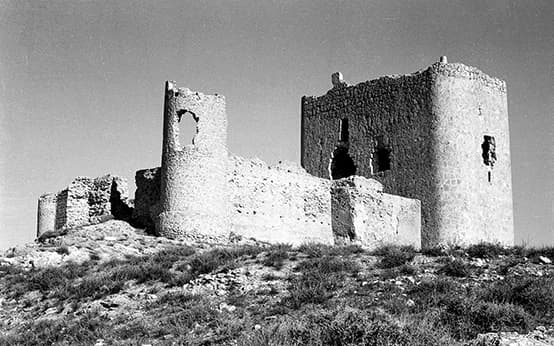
[36,175,132,237]
[331,176,421,250]
[301,58,513,246]
[132,159,420,248]
[229,156,334,245]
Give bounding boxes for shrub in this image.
[479,276,554,319]
[379,264,416,280]
[297,243,333,258]
[56,246,70,255]
[421,246,446,257]
[297,243,364,258]
[0,311,107,345]
[286,256,359,309]
[525,247,554,262]
[188,245,264,275]
[152,292,219,331]
[439,298,532,339]
[409,277,464,308]
[149,246,196,265]
[373,245,416,268]
[438,259,472,277]
[467,242,507,259]
[294,256,359,275]
[239,307,455,346]
[261,244,291,269]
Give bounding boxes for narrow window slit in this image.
[373,135,391,173]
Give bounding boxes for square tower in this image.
[301,58,514,247]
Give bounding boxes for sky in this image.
[0,0,552,250]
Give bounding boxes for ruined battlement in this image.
[301,57,513,246]
[304,60,505,107]
[37,58,513,249]
[36,175,132,237]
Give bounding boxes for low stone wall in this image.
[331,176,421,250]
[132,159,422,247]
[229,156,334,245]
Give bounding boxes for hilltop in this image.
[1,220,553,345]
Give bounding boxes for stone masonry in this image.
[130,81,421,249]
[301,57,514,247]
[38,57,512,250]
[36,175,132,237]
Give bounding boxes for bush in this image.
[188,245,264,275]
[479,276,554,319]
[261,244,291,269]
[56,246,70,255]
[0,311,107,345]
[286,256,359,309]
[152,292,219,332]
[438,259,472,277]
[467,242,508,259]
[239,307,455,346]
[297,243,364,258]
[525,247,554,262]
[373,245,416,268]
[439,298,532,339]
[421,246,446,257]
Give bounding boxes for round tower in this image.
[156,81,229,240]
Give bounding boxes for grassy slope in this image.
[0,241,553,346]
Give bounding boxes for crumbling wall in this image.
[331,176,421,250]
[36,175,132,237]
[64,177,94,228]
[132,159,421,249]
[157,82,229,241]
[229,156,333,245]
[302,66,437,245]
[36,193,57,237]
[302,58,513,246]
[132,167,161,233]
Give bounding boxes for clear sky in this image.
[0,0,552,250]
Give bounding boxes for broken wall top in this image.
[303,60,507,108]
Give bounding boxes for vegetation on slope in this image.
[1,241,553,345]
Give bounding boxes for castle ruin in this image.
[37,58,514,249]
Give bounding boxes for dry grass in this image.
[1,242,553,345]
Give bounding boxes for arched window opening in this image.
[176,110,199,149]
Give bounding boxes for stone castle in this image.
[37,57,514,249]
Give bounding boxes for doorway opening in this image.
[330,118,356,179]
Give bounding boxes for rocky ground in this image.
[0,220,553,345]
